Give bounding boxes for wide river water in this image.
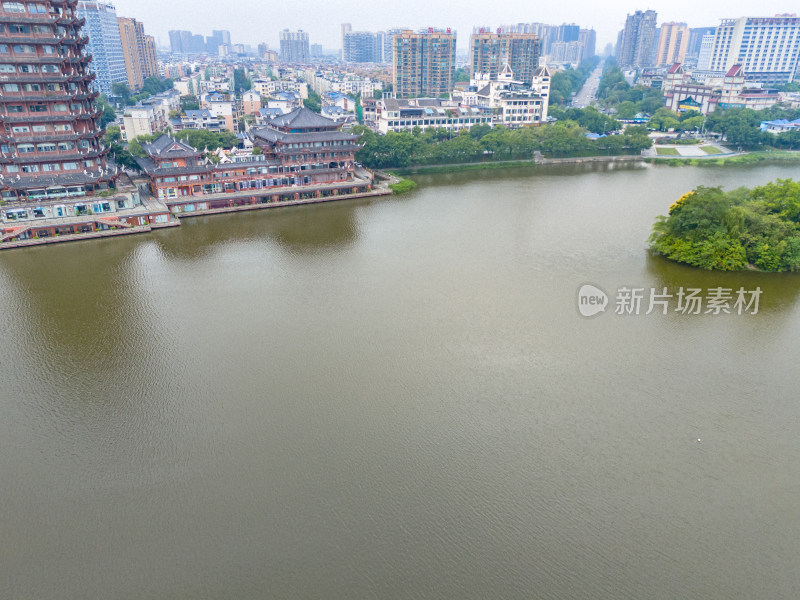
[2,161,800,599]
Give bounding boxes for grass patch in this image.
[389,179,418,194]
[656,147,680,155]
[700,145,723,154]
[645,150,800,167]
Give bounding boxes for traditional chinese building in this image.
[0,0,175,244]
[136,107,369,215]
[0,0,114,205]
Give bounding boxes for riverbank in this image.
[0,176,392,251]
[644,150,800,167]
[391,153,645,176]
[390,149,800,177]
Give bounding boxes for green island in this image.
[650,179,800,271]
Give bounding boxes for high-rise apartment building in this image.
[212,30,231,46]
[168,29,191,54]
[343,31,381,63]
[558,24,580,43]
[393,28,456,98]
[76,1,126,96]
[655,22,689,67]
[383,28,405,64]
[616,10,658,69]
[469,29,541,85]
[579,28,597,59]
[696,33,716,71]
[340,22,351,56]
[279,29,310,63]
[707,16,800,84]
[687,27,715,58]
[117,17,157,91]
[0,0,114,206]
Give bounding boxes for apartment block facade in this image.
[343,30,382,63]
[707,16,800,85]
[617,10,658,69]
[75,1,126,96]
[117,16,156,91]
[469,29,541,85]
[655,22,689,67]
[393,28,456,98]
[279,29,309,64]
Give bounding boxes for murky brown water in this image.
[2,161,800,599]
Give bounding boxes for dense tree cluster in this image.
[112,77,175,106]
[95,94,117,129]
[233,69,252,94]
[180,95,200,111]
[548,106,621,134]
[650,180,800,271]
[303,89,322,113]
[596,60,664,115]
[172,129,239,152]
[352,122,651,169]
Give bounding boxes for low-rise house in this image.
[376,97,493,134]
[200,92,241,132]
[461,64,551,127]
[255,107,286,125]
[242,90,263,115]
[760,118,800,134]
[179,109,227,132]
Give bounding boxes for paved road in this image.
[571,60,605,108]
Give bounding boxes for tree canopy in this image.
[352,120,651,169]
[650,180,800,271]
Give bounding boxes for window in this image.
[6,165,19,173]
[2,2,26,13]
[42,163,59,172]
[0,45,8,54]
[17,144,35,153]
[21,165,40,173]
[29,104,47,112]
[0,64,14,73]
[41,45,54,54]
[57,141,75,150]
[54,124,72,132]
[18,64,38,73]
[28,3,48,13]
[7,105,24,113]
[11,126,29,133]
[32,125,47,132]
[41,64,59,73]
[37,143,55,152]
[3,83,19,92]
[12,45,35,54]
[61,162,78,170]
[52,103,67,112]
[9,24,29,34]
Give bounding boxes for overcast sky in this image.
[111,0,798,52]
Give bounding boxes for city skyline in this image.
[110,0,798,51]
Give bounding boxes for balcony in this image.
[0,13,57,25]
[0,92,74,102]
[0,112,77,123]
[9,149,102,164]
[0,73,66,84]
